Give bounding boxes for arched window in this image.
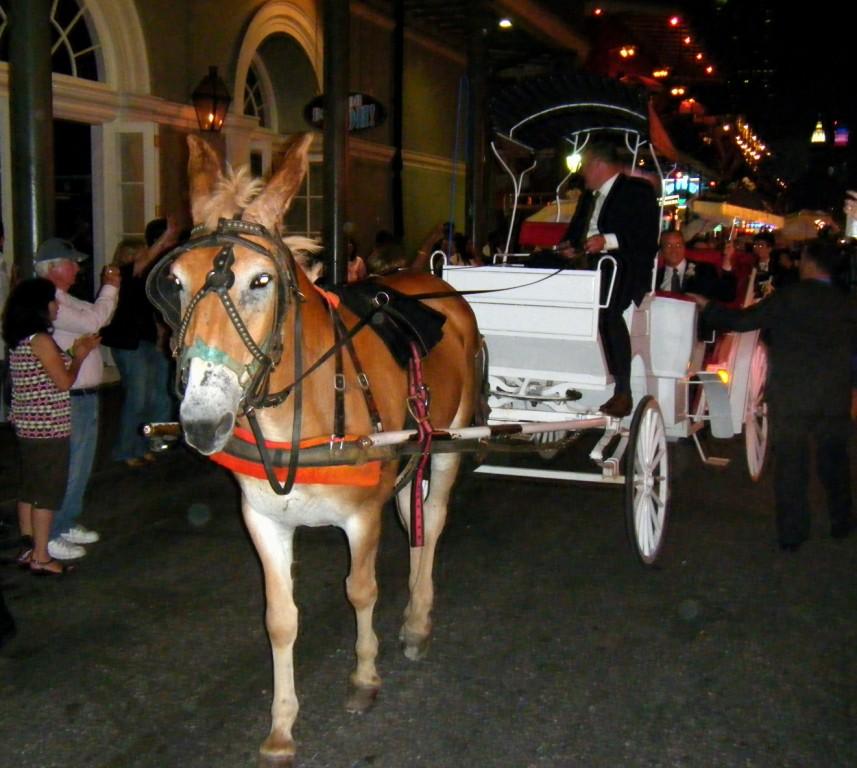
[0,0,102,82]
[244,61,268,128]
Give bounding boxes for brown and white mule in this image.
[167,133,480,765]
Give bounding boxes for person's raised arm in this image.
[54,269,120,335]
[412,223,446,272]
[133,215,181,277]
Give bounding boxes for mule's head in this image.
[164,133,314,454]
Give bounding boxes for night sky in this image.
[685,0,852,142]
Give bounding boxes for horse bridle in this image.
[147,218,303,410]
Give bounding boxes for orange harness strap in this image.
[210,427,381,487]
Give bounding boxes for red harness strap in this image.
[407,341,432,547]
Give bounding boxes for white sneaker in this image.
[61,525,100,545]
[47,538,86,561]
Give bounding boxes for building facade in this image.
[0,0,476,277]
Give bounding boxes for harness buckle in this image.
[407,395,430,423]
[334,373,346,392]
[357,372,370,390]
[329,434,347,451]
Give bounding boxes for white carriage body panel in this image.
[444,265,609,385]
[648,296,699,378]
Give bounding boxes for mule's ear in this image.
[243,132,314,231]
[187,135,224,226]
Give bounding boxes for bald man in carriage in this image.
[556,140,661,417]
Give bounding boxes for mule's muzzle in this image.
[182,412,235,455]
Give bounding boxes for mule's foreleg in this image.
[396,453,461,660]
[343,513,382,713]
[243,502,299,767]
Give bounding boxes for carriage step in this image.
[691,432,730,468]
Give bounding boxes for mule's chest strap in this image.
[212,428,382,486]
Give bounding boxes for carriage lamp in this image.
[706,364,731,385]
[191,66,232,132]
[566,152,582,172]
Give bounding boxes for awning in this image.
[689,200,784,229]
[781,210,834,242]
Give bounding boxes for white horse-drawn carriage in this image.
[441,75,769,565]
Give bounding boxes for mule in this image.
[160,133,480,765]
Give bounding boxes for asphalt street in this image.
[1,392,856,768]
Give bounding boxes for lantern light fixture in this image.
[191,66,232,132]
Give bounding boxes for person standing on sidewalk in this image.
[2,278,100,574]
[34,239,119,560]
[101,218,180,466]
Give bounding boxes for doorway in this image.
[54,118,94,299]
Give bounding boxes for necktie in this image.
[575,191,599,251]
[670,268,681,292]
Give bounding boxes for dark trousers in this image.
[595,256,632,394]
[773,415,852,546]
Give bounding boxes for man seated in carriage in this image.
[656,230,737,302]
[554,141,660,418]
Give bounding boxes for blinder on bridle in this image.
[146,218,303,409]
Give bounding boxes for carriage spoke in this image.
[635,493,650,553]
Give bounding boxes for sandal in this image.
[16,536,34,569]
[30,558,75,577]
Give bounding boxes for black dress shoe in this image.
[779,540,804,552]
[599,392,633,418]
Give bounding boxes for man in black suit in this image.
[557,141,660,417]
[656,231,736,302]
[692,239,857,551]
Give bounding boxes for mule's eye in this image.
[250,273,272,289]
[168,274,182,290]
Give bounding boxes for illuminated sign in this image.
[304,92,387,132]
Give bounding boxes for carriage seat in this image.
[654,249,754,308]
[518,220,568,249]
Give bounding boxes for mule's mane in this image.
[196,163,323,281]
[198,164,265,232]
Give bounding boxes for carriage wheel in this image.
[624,396,670,566]
[744,341,769,482]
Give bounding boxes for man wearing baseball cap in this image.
[34,238,120,560]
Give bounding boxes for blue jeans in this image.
[112,341,174,461]
[51,392,98,538]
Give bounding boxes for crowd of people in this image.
[1,218,183,580]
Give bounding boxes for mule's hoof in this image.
[258,753,294,768]
[346,683,379,714]
[401,632,431,661]
[259,736,296,768]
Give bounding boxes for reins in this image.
[148,221,569,499]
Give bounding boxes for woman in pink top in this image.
[2,278,99,575]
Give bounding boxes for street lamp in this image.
[191,66,232,132]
